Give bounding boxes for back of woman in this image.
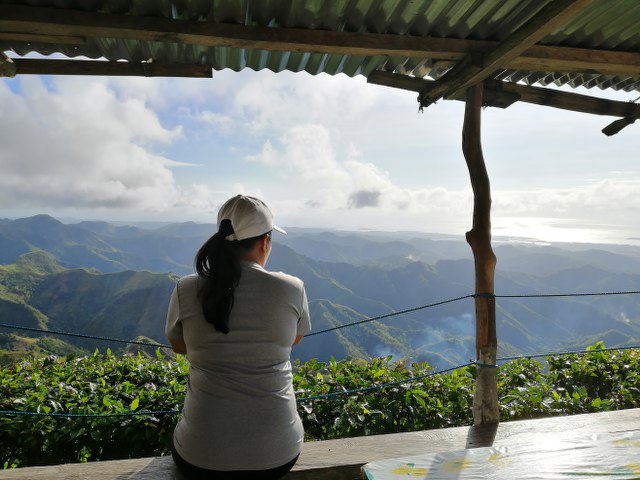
[166,195,311,479]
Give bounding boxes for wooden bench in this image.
[2,408,639,479]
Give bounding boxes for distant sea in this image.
[492,217,640,247]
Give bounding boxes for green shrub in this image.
[0,349,186,468]
[295,357,474,440]
[545,342,640,413]
[1,343,638,469]
[498,357,555,418]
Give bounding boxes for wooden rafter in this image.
[602,114,640,136]
[484,80,640,119]
[1,3,639,79]
[0,32,84,45]
[11,59,212,78]
[368,70,640,135]
[417,0,595,108]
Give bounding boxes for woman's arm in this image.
[166,285,187,354]
[169,337,188,354]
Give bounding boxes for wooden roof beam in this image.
[418,0,595,108]
[0,4,482,57]
[10,59,212,78]
[484,80,640,120]
[601,113,640,136]
[0,32,84,45]
[368,70,640,135]
[368,70,520,108]
[1,4,639,78]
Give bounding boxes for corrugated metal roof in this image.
[2,0,640,92]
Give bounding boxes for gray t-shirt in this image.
[165,261,312,471]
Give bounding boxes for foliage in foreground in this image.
[1,342,639,468]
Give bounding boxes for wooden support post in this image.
[462,83,499,425]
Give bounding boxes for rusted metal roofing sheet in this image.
[2,0,640,92]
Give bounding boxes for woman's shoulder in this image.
[267,270,304,287]
[248,265,305,290]
[176,274,200,290]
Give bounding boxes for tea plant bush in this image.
[1,349,186,468]
[1,343,639,468]
[294,357,474,439]
[498,342,640,419]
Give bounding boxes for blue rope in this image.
[492,290,640,299]
[474,361,498,368]
[0,409,181,418]
[0,364,475,417]
[2,344,639,418]
[307,294,475,336]
[0,322,172,349]
[496,343,640,363]
[297,290,640,336]
[2,290,640,342]
[296,362,474,402]
[2,290,640,419]
[295,344,640,403]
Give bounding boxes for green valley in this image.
[1,215,640,367]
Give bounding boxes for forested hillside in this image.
[1,215,640,367]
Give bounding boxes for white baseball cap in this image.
[217,195,287,241]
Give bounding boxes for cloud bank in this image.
[1,71,639,243]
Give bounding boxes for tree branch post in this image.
[462,82,499,425]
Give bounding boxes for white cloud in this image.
[0,77,215,215]
[2,70,639,244]
[233,71,400,142]
[494,179,640,219]
[196,110,235,132]
[247,120,473,220]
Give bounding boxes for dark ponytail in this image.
[194,219,264,333]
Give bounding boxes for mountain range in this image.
[1,214,640,368]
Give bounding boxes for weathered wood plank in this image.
[2,409,639,480]
[418,0,595,107]
[513,44,640,77]
[485,80,640,118]
[2,4,639,78]
[602,114,640,136]
[0,32,84,45]
[11,59,212,78]
[0,4,493,59]
[367,72,640,120]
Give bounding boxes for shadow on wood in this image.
[465,423,498,449]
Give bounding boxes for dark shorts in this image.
[171,442,299,480]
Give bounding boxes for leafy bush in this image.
[545,342,640,413]
[294,357,474,439]
[1,343,639,468]
[0,349,186,468]
[497,343,640,418]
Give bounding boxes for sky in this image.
[1,69,639,245]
